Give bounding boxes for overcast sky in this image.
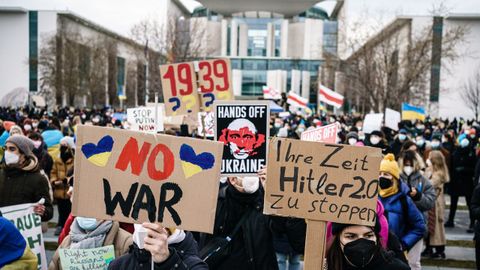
[1,0,479,37]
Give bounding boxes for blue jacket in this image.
[380,182,426,250]
[0,216,27,268]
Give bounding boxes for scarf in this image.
[69,220,113,249]
[379,179,399,198]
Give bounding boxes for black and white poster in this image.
[214,101,270,175]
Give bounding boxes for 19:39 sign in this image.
[160,59,233,116]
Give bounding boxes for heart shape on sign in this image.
[81,135,115,167]
[179,144,215,178]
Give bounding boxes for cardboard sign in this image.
[160,62,200,116]
[264,138,382,225]
[300,123,338,143]
[127,106,164,133]
[214,101,270,175]
[385,108,401,131]
[362,113,384,134]
[198,112,214,138]
[59,245,115,270]
[197,59,234,111]
[1,203,48,270]
[72,125,223,233]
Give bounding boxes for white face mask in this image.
[24,124,32,131]
[460,138,469,148]
[4,151,19,165]
[33,140,42,149]
[32,122,38,128]
[348,138,357,145]
[370,136,380,145]
[403,166,414,176]
[239,176,260,194]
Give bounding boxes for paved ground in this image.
[44,195,477,269]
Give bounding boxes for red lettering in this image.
[147,144,174,181]
[115,137,151,175]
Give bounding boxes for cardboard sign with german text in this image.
[264,138,382,226]
[72,125,223,233]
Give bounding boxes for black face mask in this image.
[60,147,73,162]
[342,238,377,268]
[379,177,393,189]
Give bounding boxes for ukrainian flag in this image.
[402,103,425,121]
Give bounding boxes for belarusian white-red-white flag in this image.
[263,86,281,99]
[319,84,344,109]
[287,91,308,108]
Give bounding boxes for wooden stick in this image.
[303,220,327,270]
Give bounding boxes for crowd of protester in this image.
[0,105,480,270]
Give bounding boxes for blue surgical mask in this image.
[416,139,425,147]
[431,141,440,149]
[399,134,407,141]
[76,217,98,231]
[460,139,470,148]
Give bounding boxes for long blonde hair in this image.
[429,150,450,183]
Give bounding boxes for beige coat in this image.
[426,170,447,246]
[48,221,132,270]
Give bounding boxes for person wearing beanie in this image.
[0,135,53,222]
[378,154,425,270]
[326,202,410,270]
[390,129,409,158]
[345,131,363,146]
[50,136,76,236]
[367,130,392,155]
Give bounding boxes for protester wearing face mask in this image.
[0,135,53,222]
[49,216,132,270]
[378,154,426,270]
[446,134,477,232]
[109,223,207,270]
[326,219,410,270]
[28,132,54,177]
[50,136,75,236]
[198,173,301,269]
[423,132,451,171]
[367,130,392,155]
[390,129,409,158]
[345,131,363,146]
[414,134,426,156]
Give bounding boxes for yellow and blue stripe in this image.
[402,103,425,121]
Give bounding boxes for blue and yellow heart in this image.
[179,144,215,178]
[81,135,115,167]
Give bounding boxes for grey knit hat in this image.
[6,135,34,157]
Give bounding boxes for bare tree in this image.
[460,68,480,121]
[344,17,467,114]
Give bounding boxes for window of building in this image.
[29,11,38,92]
[116,57,126,97]
[323,21,338,55]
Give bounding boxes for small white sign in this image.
[363,113,384,134]
[385,108,401,131]
[127,106,164,133]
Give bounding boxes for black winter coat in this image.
[471,184,480,239]
[0,163,53,221]
[200,185,279,270]
[451,146,476,196]
[108,232,207,270]
[340,249,410,270]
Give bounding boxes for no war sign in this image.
[72,125,223,233]
[264,138,382,226]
